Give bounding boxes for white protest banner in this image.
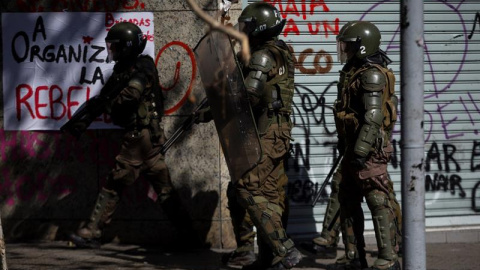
[2,12,155,130]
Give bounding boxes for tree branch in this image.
[186,0,250,64]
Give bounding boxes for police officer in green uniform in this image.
[326,21,401,270]
[234,2,302,269]
[312,20,403,256]
[67,22,196,248]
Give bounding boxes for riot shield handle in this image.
[311,154,344,207]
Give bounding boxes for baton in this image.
[160,97,209,155]
[311,154,344,207]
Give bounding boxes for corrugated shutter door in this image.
[243,0,480,237]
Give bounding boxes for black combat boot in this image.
[270,246,302,269]
[222,245,256,267]
[326,254,364,270]
[312,225,340,259]
[369,260,401,270]
[242,247,302,270]
[70,188,119,248]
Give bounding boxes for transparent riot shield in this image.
[194,31,262,182]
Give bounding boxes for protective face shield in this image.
[336,39,347,64]
[106,42,118,63]
[336,39,359,64]
[238,20,256,36]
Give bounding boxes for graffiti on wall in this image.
[0,130,115,205]
[155,41,197,115]
[280,0,480,215]
[264,0,339,37]
[291,45,334,75]
[0,128,161,207]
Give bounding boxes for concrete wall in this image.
[0,0,241,249]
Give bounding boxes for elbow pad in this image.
[361,68,386,92]
[244,49,274,100]
[245,70,267,100]
[128,73,147,95]
[354,91,384,157]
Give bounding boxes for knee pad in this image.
[331,170,341,194]
[239,195,290,257]
[366,190,390,212]
[366,191,397,255]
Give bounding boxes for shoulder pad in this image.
[360,67,386,91]
[249,49,274,73]
[128,75,146,93]
[135,55,156,73]
[275,39,289,50]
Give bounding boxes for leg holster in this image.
[78,188,119,239]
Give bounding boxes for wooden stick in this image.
[186,0,250,64]
[0,212,8,270]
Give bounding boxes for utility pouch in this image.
[149,117,164,146]
[343,112,359,136]
[137,102,150,126]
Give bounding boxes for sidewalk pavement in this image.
[4,240,479,270]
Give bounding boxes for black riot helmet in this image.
[105,22,147,63]
[238,2,285,39]
[336,21,381,64]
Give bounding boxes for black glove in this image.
[337,140,345,154]
[351,155,367,169]
[61,119,88,139]
[194,107,213,124]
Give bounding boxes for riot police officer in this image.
[66,22,196,248]
[328,21,401,270]
[233,2,301,269]
[312,22,403,264]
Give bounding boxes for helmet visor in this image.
[336,40,359,64]
[238,21,255,36]
[336,40,348,64]
[106,42,118,63]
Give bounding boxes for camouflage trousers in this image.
[228,162,289,252]
[235,122,294,263]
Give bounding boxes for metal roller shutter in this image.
[243,0,480,237]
